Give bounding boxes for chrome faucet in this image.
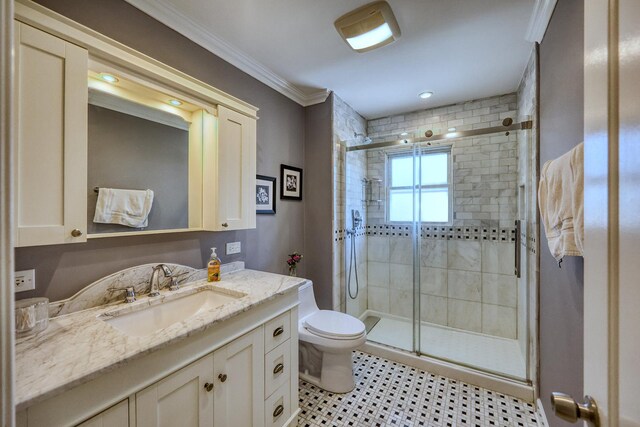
[148,264,179,297]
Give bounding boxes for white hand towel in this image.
[538,142,584,262]
[93,188,154,228]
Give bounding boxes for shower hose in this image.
[347,230,359,299]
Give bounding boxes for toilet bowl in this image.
[297,280,366,393]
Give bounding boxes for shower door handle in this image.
[514,220,521,278]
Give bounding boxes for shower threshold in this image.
[362,312,526,380]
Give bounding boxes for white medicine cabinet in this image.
[13,1,258,247]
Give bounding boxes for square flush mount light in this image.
[334,1,401,53]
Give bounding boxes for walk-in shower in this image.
[335,87,539,388]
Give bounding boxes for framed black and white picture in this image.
[280,164,303,201]
[256,175,276,214]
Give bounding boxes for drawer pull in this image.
[273,404,284,418]
[221,222,229,228]
[204,382,213,392]
[273,326,284,337]
[273,363,284,375]
[218,373,227,382]
[71,229,83,237]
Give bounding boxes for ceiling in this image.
[125,0,537,119]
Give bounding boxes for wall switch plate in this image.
[226,242,241,255]
[15,269,35,293]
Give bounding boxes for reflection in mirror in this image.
[87,91,190,234]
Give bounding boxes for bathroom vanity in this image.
[15,264,303,427]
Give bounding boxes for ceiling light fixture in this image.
[168,99,183,106]
[335,1,401,53]
[99,73,119,83]
[418,91,433,99]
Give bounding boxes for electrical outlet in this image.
[15,269,35,293]
[226,242,241,255]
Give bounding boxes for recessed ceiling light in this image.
[168,99,183,106]
[448,127,456,132]
[335,1,401,53]
[418,91,433,99]
[99,73,119,84]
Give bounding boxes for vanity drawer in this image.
[264,382,291,427]
[265,339,291,398]
[264,311,291,353]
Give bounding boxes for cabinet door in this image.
[215,105,256,231]
[14,23,88,246]
[213,327,264,427]
[76,400,129,427]
[136,355,214,427]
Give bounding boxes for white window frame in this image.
[386,146,453,225]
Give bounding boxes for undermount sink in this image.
[100,287,243,337]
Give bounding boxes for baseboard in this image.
[535,398,550,427]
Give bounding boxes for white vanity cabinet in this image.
[204,105,257,231]
[76,400,129,427]
[14,22,88,247]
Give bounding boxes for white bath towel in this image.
[538,142,584,262]
[93,188,154,228]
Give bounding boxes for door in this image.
[14,22,88,246]
[215,105,256,231]
[213,327,264,427]
[580,0,640,426]
[77,400,129,427]
[136,355,214,427]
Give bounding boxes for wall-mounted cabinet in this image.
[13,3,259,247]
[14,22,88,247]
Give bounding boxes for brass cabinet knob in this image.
[273,363,284,375]
[71,229,83,237]
[273,404,284,418]
[204,382,213,392]
[218,373,227,383]
[273,326,284,337]
[221,223,229,228]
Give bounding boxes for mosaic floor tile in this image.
[298,352,537,427]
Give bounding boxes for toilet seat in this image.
[303,310,366,340]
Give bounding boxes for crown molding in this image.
[525,0,557,43]
[124,0,330,107]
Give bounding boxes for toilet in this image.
[297,280,366,393]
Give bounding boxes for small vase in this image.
[289,266,297,277]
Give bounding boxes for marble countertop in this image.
[15,268,305,409]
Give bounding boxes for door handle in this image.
[550,392,600,427]
[514,219,521,278]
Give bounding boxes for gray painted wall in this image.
[303,97,333,310]
[16,0,306,300]
[539,1,584,425]
[87,105,189,233]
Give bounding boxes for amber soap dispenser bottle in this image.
[207,247,221,282]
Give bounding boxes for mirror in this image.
[86,70,207,235]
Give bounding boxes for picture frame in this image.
[256,175,276,214]
[280,164,303,201]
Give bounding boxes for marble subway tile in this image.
[420,267,447,297]
[448,270,482,302]
[420,295,447,326]
[447,299,482,332]
[482,304,517,339]
[482,273,517,307]
[447,241,481,272]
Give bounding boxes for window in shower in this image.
[387,147,452,223]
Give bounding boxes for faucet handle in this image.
[108,286,137,303]
[168,277,180,292]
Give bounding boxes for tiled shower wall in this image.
[359,94,521,339]
[331,94,368,315]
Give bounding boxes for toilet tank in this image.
[297,280,319,320]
